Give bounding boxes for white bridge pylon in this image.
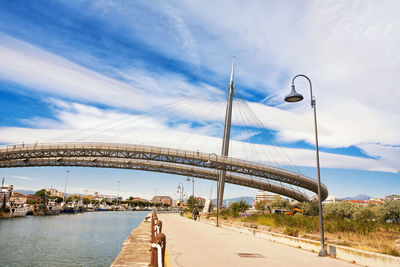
[0,142,328,202]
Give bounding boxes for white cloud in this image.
[1,1,400,177]
[0,100,397,173]
[0,33,222,113]
[10,175,38,181]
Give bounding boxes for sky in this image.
[0,0,399,200]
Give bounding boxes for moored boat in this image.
[45,199,62,215]
[97,203,111,211]
[1,180,28,218]
[63,201,78,214]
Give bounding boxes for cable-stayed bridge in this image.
[0,142,327,202]
[0,59,329,204]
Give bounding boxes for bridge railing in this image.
[0,142,316,183]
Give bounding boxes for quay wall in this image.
[199,217,400,267]
[111,215,151,267]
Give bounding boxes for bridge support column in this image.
[217,58,235,226]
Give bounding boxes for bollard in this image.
[150,211,159,266]
[156,220,162,234]
[151,233,166,267]
[157,233,166,267]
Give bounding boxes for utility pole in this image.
[217,57,235,226]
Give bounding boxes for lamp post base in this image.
[318,249,328,257]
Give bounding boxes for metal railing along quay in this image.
[150,210,166,267]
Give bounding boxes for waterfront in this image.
[0,211,148,267]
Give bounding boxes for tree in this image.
[270,198,290,210]
[50,196,64,203]
[378,200,400,221]
[323,201,357,219]
[187,196,198,210]
[255,200,267,211]
[34,189,49,197]
[352,204,378,221]
[82,198,91,205]
[300,201,319,216]
[231,200,249,217]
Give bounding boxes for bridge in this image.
[0,142,328,202]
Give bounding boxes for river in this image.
[0,211,148,267]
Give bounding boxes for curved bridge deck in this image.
[0,143,328,202]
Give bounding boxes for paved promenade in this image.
[158,214,357,267]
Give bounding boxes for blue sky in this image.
[0,0,399,200]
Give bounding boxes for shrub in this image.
[324,201,357,219]
[378,200,400,222]
[255,200,267,211]
[284,226,299,237]
[270,199,290,210]
[231,200,248,217]
[299,201,319,216]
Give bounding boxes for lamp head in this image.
[285,85,304,103]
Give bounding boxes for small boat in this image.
[2,203,29,218]
[1,180,28,218]
[45,199,62,215]
[76,200,86,213]
[86,203,95,212]
[97,203,111,211]
[63,201,78,214]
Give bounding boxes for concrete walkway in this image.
[158,214,357,267]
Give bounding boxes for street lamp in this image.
[177,183,184,205]
[284,74,327,256]
[206,152,221,226]
[186,177,195,209]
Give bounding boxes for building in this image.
[348,200,370,206]
[174,199,186,207]
[384,195,400,201]
[98,195,121,202]
[10,191,27,204]
[152,196,173,206]
[194,197,206,207]
[131,197,149,203]
[84,194,96,200]
[370,198,384,204]
[27,195,43,203]
[254,190,281,204]
[46,188,64,199]
[323,195,336,204]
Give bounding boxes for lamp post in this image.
[186,177,195,200]
[186,177,195,218]
[284,74,327,256]
[177,183,184,205]
[206,152,221,227]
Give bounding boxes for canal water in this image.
[0,211,148,267]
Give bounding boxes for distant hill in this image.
[343,195,372,201]
[14,190,84,197]
[14,190,36,195]
[212,196,254,205]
